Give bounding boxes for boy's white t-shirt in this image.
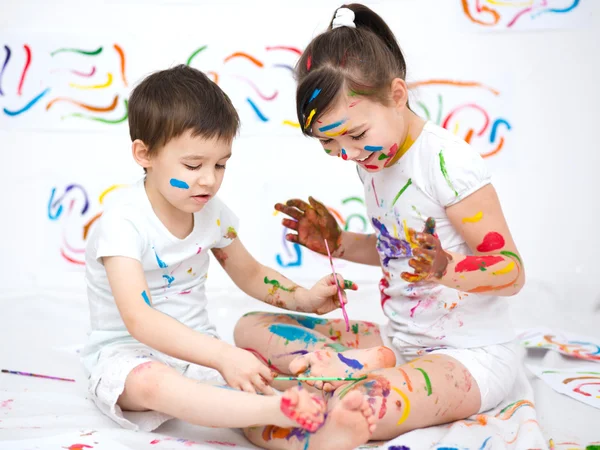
[358,122,515,354]
[81,179,238,374]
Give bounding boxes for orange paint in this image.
[46,94,119,112]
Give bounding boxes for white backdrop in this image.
[1,0,599,313]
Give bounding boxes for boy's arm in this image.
[103,255,274,393]
[211,238,352,313]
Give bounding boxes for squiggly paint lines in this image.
[69,72,113,90]
[113,44,128,86]
[3,88,50,116]
[234,76,278,101]
[408,79,500,96]
[187,45,207,66]
[266,46,302,55]
[246,98,268,122]
[0,45,11,96]
[17,44,31,96]
[224,52,263,67]
[62,99,128,124]
[51,46,103,57]
[47,94,118,112]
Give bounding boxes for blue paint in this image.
[170,178,189,189]
[478,437,491,450]
[273,64,294,72]
[318,118,347,132]
[3,88,50,116]
[288,314,327,329]
[246,97,269,122]
[47,188,63,220]
[389,446,411,450]
[268,324,321,346]
[162,274,175,287]
[337,353,364,370]
[364,145,383,152]
[0,45,11,96]
[308,88,321,103]
[489,118,511,143]
[533,0,579,17]
[153,249,168,268]
[276,228,303,267]
[141,290,151,306]
[47,185,90,220]
[341,148,347,158]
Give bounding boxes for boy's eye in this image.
[184,164,201,170]
[351,131,367,140]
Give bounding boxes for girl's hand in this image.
[218,347,275,395]
[401,218,453,282]
[274,196,342,256]
[305,274,357,315]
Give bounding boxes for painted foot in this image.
[280,385,326,432]
[308,390,376,450]
[289,346,396,391]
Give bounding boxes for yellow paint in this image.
[492,261,516,276]
[487,0,533,6]
[453,122,460,135]
[393,224,398,238]
[282,120,300,128]
[462,211,483,224]
[324,126,348,137]
[99,184,126,204]
[403,220,418,248]
[216,219,221,226]
[392,386,411,425]
[272,210,279,216]
[304,109,316,129]
[70,73,113,90]
[386,134,416,167]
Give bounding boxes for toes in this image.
[289,355,310,375]
[341,390,364,410]
[282,386,300,407]
[314,380,324,390]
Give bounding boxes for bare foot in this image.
[280,385,326,432]
[289,346,396,391]
[307,390,376,450]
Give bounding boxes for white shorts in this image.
[380,325,518,413]
[88,342,225,431]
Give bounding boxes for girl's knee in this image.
[123,361,173,406]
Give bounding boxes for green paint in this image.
[63,99,128,124]
[436,94,443,125]
[417,101,431,120]
[342,196,364,205]
[264,276,295,292]
[415,367,432,396]
[412,205,424,220]
[439,149,458,197]
[392,178,413,206]
[274,375,366,382]
[585,445,600,450]
[351,323,359,334]
[186,45,207,65]
[325,342,350,352]
[343,279,355,289]
[338,375,369,399]
[378,153,390,160]
[500,250,522,265]
[51,46,103,56]
[348,89,372,97]
[324,149,332,154]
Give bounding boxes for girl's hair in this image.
[295,3,408,136]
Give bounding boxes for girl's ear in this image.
[390,78,409,109]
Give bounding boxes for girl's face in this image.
[310,82,412,173]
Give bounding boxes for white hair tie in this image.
[332,7,356,29]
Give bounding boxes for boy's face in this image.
[145,130,232,213]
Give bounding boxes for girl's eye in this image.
[351,131,367,140]
[320,139,333,145]
[216,164,226,170]
[184,164,201,170]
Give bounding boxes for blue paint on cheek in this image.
[170,178,189,189]
[337,353,364,370]
[141,290,151,306]
[364,145,383,152]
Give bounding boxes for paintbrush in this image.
[2,369,75,382]
[324,239,351,332]
[274,375,367,382]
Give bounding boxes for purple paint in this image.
[337,353,364,370]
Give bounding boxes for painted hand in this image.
[218,347,275,395]
[401,218,452,282]
[274,196,342,256]
[306,274,357,315]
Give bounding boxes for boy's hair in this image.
[128,64,240,155]
[295,3,408,136]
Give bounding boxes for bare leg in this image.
[234,312,395,390]
[244,390,377,450]
[117,361,326,430]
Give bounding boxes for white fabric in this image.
[81,178,239,375]
[332,7,356,29]
[358,122,516,352]
[88,342,225,431]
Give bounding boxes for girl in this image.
[235,3,525,448]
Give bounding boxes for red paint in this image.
[17,44,32,96]
[349,100,360,108]
[476,232,505,252]
[455,255,504,273]
[306,55,312,70]
[365,165,378,170]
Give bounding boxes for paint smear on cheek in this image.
[341,148,348,160]
[462,211,483,223]
[170,178,189,189]
[364,145,383,152]
[337,352,364,370]
[476,232,505,252]
[318,118,347,132]
[455,255,505,273]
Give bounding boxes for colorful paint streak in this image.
[288,314,327,329]
[455,255,504,273]
[3,88,50,116]
[224,52,264,67]
[462,211,483,223]
[268,324,323,347]
[62,99,128,124]
[415,368,432,395]
[324,126,348,137]
[246,98,268,122]
[364,145,383,152]
[308,88,321,103]
[264,276,296,292]
[169,178,189,189]
[392,179,413,206]
[141,290,151,306]
[0,45,11,96]
[304,109,316,129]
[153,249,168,269]
[51,46,102,56]
[17,44,31,96]
[69,72,113,90]
[476,231,505,252]
[186,45,208,66]
[439,149,458,197]
[46,94,118,112]
[492,261,515,275]
[337,353,364,370]
[391,386,411,424]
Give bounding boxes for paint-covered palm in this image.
[274,196,342,256]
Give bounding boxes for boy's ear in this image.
[132,139,152,170]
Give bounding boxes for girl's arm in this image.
[403,184,525,296]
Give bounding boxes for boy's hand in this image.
[274,196,342,256]
[401,218,452,282]
[218,347,275,395]
[305,274,357,315]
